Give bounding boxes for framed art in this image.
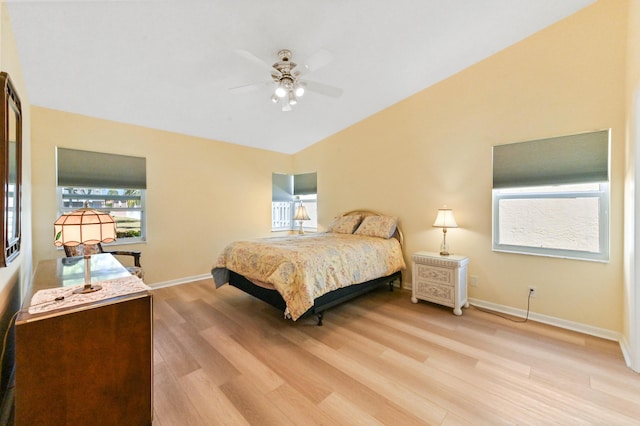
[0,72,22,267]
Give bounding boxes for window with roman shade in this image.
[492,129,610,261]
[56,147,147,241]
[271,172,317,231]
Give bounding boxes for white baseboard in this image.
[400,285,622,342]
[469,298,635,370]
[469,298,632,370]
[148,273,212,290]
[467,296,626,352]
[468,298,621,342]
[619,335,632,368]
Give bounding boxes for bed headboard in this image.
[341,210,404,248]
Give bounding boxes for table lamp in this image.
[54,207,117,293]
[433,207,458,256]
[293,201,311,234]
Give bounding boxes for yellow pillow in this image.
[354,215,398,239]
[327,215,363,234]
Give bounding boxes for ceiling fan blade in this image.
[303,80,343,98]
[229,81,272,94]
[233,49,274,72]
[301,48,334,74]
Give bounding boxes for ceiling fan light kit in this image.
[271,49,305,112]
[230,48,343,112]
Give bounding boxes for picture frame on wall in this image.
[0,72,22,267]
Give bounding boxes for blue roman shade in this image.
[57,147,147,189]
[272,172,317,201]
[293,172,317,195]
[492,129,609,189]
[272,173,293,202]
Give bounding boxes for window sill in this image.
[492,247,609,263]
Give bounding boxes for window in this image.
[272,172,317,231]
[56,148,147,242]
[492,130,609,261]
[58,187,145,239]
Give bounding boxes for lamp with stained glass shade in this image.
[54,207,117,293]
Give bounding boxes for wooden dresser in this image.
[15,254,153,425]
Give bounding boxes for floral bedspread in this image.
[211,233,406,320]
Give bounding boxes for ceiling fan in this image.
[230,49,343,112]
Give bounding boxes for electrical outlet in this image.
[470,275,478,287]
[528,286,537,298]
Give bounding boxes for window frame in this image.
[492,183,609,262]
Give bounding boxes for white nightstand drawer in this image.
[414,263,454,287]
[414,280,454,306]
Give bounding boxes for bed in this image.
[211,210,406,325]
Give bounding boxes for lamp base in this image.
[439,229,451,256]
[75,254,102,294]
[73,284,102,294]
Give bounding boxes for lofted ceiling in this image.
[7,0,594,154]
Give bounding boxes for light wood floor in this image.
[151,279,640,425]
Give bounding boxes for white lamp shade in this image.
[433,208,458,228]
[54,208,117,247]
[293,205,310,221]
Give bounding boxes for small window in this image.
[492,130,609,261]
[271,172,317,232]
[56,148,147,242]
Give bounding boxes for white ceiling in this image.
[7,0,594,154]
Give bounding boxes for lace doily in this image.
[28,275,151,315]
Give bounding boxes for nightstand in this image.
[411,251,469,315]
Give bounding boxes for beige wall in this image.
[31,108,292,284]
[295,0,628,332]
